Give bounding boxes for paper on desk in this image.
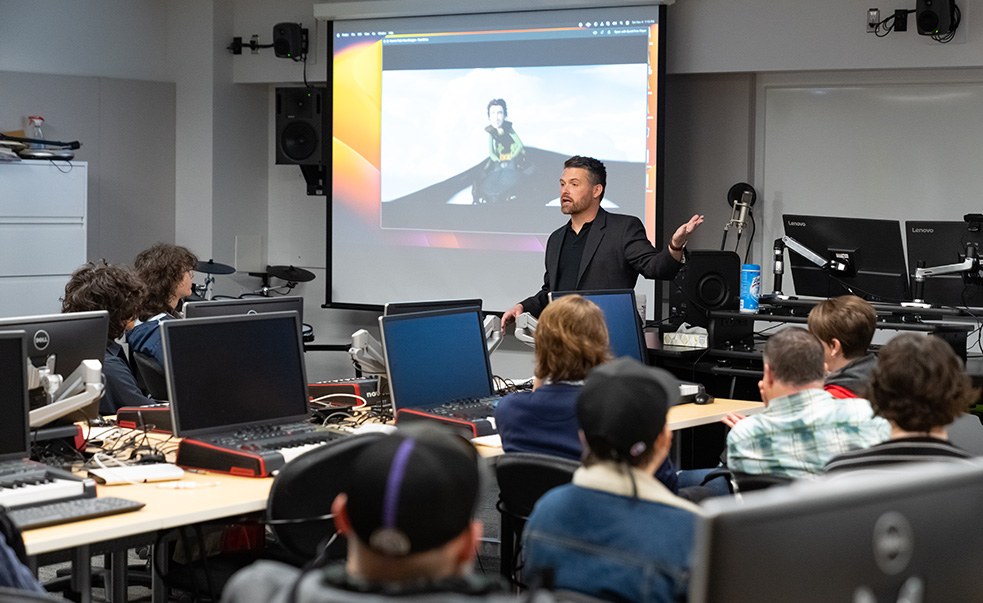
[472,434,502,449]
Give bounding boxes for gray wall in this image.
[6,0,983,380]
[0,71,175,265]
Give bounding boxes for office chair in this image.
[266,432,387,563]
[494,452,580,588]
[947,413,983,456]
[0,587,61,602]
[131,351,169,400]
[699,467,793,496]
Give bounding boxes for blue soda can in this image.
[740,264,761,313]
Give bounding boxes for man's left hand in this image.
[668,214,704,259]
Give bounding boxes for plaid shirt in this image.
[727,388,890,478]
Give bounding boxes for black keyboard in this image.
[425,396,501,420]
[0,468,50,489]
[395,396,501,438]
[8,496,146,530]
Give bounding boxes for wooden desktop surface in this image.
[472,398,764,456]
[23,470,273,556]
[25,399,763,554]
[666,397,764,430]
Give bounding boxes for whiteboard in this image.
[753,70,983,294]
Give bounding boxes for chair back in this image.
[494,452,580,586]
[267,433,386,561]
[948,412,983,456]
[732,471,794,492]
[0,588,60,602]
[132,350,169,400]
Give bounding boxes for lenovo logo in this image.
[911,228,934,234]
[787,221,807,227]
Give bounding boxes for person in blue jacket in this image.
[127,242,197,366]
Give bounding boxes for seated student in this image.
[223,426,547,603]
[127,242,197,366]
[61,261,153,415]
[825,334,978,474]
[725,327,889,478]
[495,295,610,459]
[807,295,878,399]
[494,294,678,492]
[522,358,703,603]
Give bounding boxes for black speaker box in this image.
[273,23,307,59]
[275,87,327,166]
[916,0,952,34]
[669,250,741,328]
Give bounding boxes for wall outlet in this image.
[868,8,880,33]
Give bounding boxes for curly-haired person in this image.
[62,261,153,414]
[126,242,198,366]
[825,333,979,474]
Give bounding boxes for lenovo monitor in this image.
[783,214,910,302]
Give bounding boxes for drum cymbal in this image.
[196,259,235,275]
[268,265,316,283]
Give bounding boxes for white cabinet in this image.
[0,160,87,317]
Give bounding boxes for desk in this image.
[472,398,764,456]
[23,472,272,556]
[23,471,273,603]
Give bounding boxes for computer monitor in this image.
[0,330,30,462]
[383,298,482,316]
[905,220,983,307]
[550,289,646,363]
[0,311,108,411]
[783,214,910,302]
[183,296,305,322]
[162,312,311,438]
[379,307,494,411]
[690,462,983,603]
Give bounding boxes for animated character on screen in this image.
[472,98,528,204]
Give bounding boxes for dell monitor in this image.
[783,214,910,302]
[0,311,108,413]
[691,462,983,602]
[550,289,646,363]
[183,296,305,322]
[905,220,983,308]
[383,298,482,317]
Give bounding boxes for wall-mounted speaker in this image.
[273,23,307,59]
[669,250,741,328]
[916,0,953,35]
[275,87,326,166]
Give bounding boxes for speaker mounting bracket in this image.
[300,165,327,196]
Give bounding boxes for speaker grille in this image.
[281,123,318,162]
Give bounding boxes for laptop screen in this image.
[380,307,494,410]
[551,289,646,363]
[162,312,310,438]
[0,331,29,462]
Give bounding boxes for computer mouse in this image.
[695,385,714,405]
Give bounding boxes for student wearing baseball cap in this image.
[521,358,703,603]
[223,425,553,603]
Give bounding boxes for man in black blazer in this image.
[502,156,703,325]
